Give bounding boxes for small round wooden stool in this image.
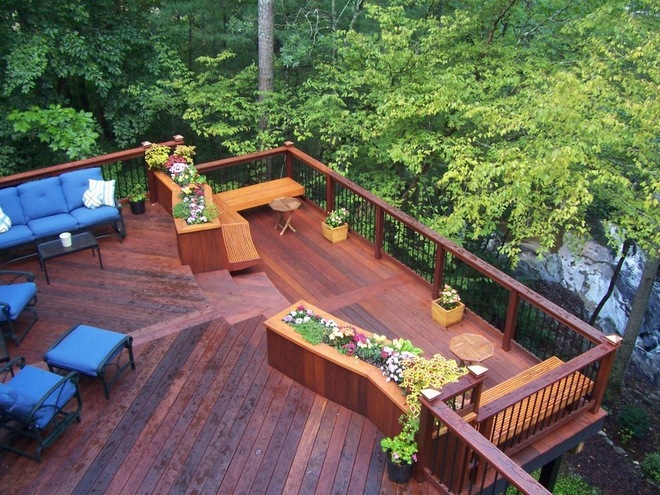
[269,197,301,235]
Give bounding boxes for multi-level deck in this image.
[0,143,618,494]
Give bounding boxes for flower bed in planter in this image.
[265,301,409,438]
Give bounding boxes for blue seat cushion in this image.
[0,224,34,249]
[27,214,79,238]
[0,282,37,321]
[0,187,27,226]
[17,177,69,222]
[0,383,17,408]
[60,168,104,211]
[70,205,119,229]
[44,325,129,377]
[4,366,77,429]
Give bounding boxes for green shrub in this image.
[553,473,600,495]
[616,405,649,443]
[641,451,660,482]
[505,471,599,495]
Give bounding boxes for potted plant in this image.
[381,413,419,483]
[321,207,350,243]
[431,284,465,327]
[127,186,148,215]
[144,144,196,172]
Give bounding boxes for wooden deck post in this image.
[326,176,335,213]
[432,245,446,299]
[502,290,519,352]
[284,141,294,178]
[374,206,384,260]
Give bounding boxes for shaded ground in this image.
[561,359,659,495]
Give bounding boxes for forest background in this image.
[2,0,658,385]
[0,1,659,492]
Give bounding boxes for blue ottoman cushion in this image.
[4,365,77,429]
[44,325,129,377]
[0,282,37,321]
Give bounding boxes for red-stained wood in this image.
[0,200,603,495]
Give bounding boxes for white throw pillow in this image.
[83,181,103,209]
[0,207,11,233]
[83,179,115,208]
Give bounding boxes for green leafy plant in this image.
[399,354,467,416]
[381,413,419,465]
[145,144,196,171]
[172,184,219,225]
[324,207,349,228]
[616,404,649,444]
[127,185,148,202]
[641,451,660,482]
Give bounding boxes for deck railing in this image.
[0,140,170,199]
[418,400,552,495]
[193,142,620,494]
[2,139,621,494]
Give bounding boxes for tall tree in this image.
[0,0,183,171]
[258,0,274,133]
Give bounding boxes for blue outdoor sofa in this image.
[0,168,126,256]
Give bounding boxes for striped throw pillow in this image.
[0,207,11,233]
[83,179,116,208]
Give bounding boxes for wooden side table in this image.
[449,333,494,366]
[269,197,301,235]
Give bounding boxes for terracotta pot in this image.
[431,300,465,327]
[386,458,414,483]
[321,222,348,243]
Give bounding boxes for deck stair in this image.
[195,270,290,324]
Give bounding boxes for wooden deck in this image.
[0,200,541,494]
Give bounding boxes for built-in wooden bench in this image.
[213,197,260,270]
[214,177,304,212]
[468,356,594,449]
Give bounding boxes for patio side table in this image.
[269,197,301,235]
[36,231,103,284]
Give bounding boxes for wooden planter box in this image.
[265,301,408,438]
[321,222,348,243]
[431,300,465,327]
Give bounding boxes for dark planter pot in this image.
[129,200,146,215]
[386,458,414,483]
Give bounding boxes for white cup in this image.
[59,232,72,247]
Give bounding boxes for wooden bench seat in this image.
[213,197,260,271]
[214,178,304,212]
[468,356,594,448]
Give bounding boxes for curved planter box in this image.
[265,301,408,438]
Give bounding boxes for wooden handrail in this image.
[0,138,183,188]
[476,343,613,421]
[194,143,607,347]
[419,400,551,495]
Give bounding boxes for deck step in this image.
[195,270,290,324]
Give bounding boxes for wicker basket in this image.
[321,222,348,243]
[431,300,465,327]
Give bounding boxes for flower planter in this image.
[321,222,348,243]
[431,300,465,327]
[386,458,414,483]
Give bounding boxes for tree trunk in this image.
[608,254,660,396]
[590,239,634,325]
[258,0,274,132]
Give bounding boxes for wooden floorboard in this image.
[0,199,559,494]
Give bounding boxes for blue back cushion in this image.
[60,168,104,211]
[17,177,68,222]
[0,187,27,225]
